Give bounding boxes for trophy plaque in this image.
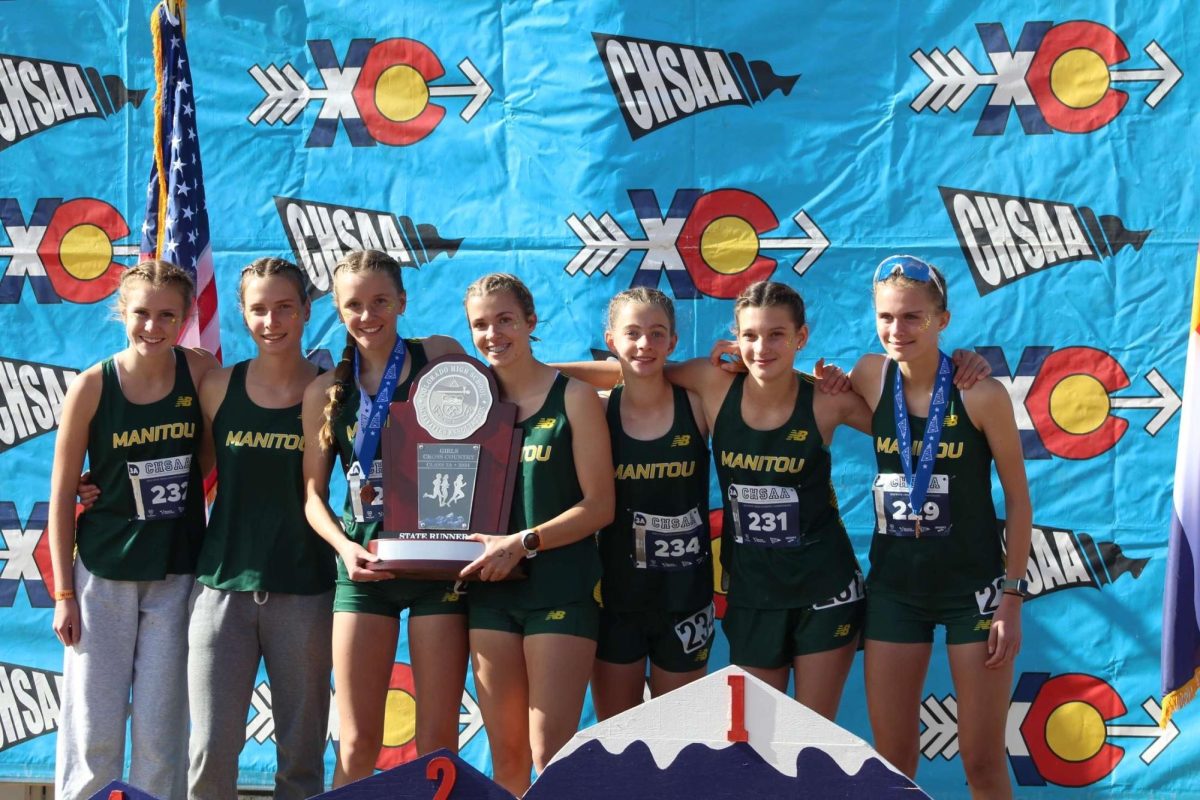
[369,354,524,580]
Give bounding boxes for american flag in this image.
[140,0,221,362]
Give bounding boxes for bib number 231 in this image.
[127,455,191,520]
[729,484,801,547]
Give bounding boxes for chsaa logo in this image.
[0,662,62,752]
[980,345,1179,460]
[0,52,145,151]
[0,356,79,455]
[0,501,53,608]
[940,186,1150,296]
[0,197,139,304]
[566,189,828,299]
[275,195,462,299]
[921,673,1179,787]
[911,21,1181,135]
[593,33,799,139]
[249,38,493,147]
[999,518,1147,599]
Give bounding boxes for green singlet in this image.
[599,384,711,613]
[197,361,335,594]
[711,373,859,609]
[472,373,600,610]
[868,359,1002,596]
[77,348,205,581]
[331,339,429,565]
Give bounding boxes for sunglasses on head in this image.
[873,255,945,296]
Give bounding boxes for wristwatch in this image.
[1001,578,1030,598]
[520,528,541,559]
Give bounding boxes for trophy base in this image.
[367,533,526,581]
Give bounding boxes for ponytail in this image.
[319,331,356,450]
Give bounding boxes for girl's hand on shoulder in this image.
[812,358,851,394]
[459,533,523,581]
[338,540,394,582]
[709,339,745,373]
[53,597,80,647]
[950,349,992,389]
[985,594,1022,669]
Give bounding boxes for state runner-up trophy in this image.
[369,354,525,580]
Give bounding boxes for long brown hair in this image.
[318,250,405,451]
[732,280,806,330]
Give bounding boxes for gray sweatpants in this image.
[187,584,333,800]
[55,559,192,800]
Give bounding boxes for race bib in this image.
[673,602,715,655]
[974,576,1003,615]
[728,483,801,548]
[348,459,384,523]
[872,472,952,537]
[127,455,191,521]
[812,571,866,611]
[632,507,705,570]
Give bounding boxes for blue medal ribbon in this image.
[351,336,407,473]
[893,351,952,537]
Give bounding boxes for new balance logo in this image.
[533,418,556,429]
[545,610,566,621]
[175,396,193,408]
[785,429,808,442]
[671,434,691,447]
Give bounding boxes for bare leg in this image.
[739,664,790,693]
[409,613,469,754]
[331,612,399,786]
[470,628,532,796]
[865,639,933,778]
[948,642,1014,799]
[792,639,858,721]
[525,633,597,773]
[591,658,646,720]
[648,664,706,698]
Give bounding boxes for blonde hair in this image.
[238,257,308,308]
[463,272,535,319]
[874,264,949,311]
[606,286,675,333]
[319,250,406,451]
[115,260,195,317]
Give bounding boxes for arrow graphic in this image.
[248,63,318,125]
[762,211,829,276]
[1109,42,1183,107]
[910,48,993,113]
[565,212,633,276]
[428,58,493,122]
[1106,698,1179,764]
[1110,368,1181,435]
[246,682,274,743]
[920,693,960,760]
[458,690,484,748]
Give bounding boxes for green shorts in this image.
[724,597,863,669]
[468,598,599,639]
[333,577,466,618]
[597,603,714,673]
[864,586,994,645]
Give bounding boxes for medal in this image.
[893,352,953,537]
[360,484,375,505]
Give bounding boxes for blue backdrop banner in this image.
[0,1,1197,796]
